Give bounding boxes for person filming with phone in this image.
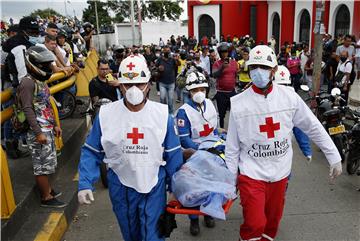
[89,58,121,107]
[212,42,239,128]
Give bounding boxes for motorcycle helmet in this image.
[217,42,229,53]
[274,65,291,85]
[25,46,56,81]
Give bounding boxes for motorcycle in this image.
[322,88,348,162]
[300,85,332,122]
[344,107,360,175]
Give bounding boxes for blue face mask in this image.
[250,68,271,88]
[28,36,44,45]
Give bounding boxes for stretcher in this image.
[166,198,235,216]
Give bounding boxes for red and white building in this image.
[187,0,360,50]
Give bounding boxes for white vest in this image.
[180,99,217,143]
[99,100,168,193]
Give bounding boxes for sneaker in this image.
[157,91,160,96]
[50,189,62,198]
[40,198,67,208]
[190,218,200,236]
[204,215,215,228]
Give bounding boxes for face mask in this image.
[340,57,347,62]
[125,85,146,106]
[155,53,160,57]
[250,68,271,88]
[29,36,44,45]
[192,91,206,104]
[180,54,186,60]
[164,52,169,58]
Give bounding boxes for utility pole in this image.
[94,0,100,33]
[130,0,135,46]
[312,1,325,95]
[64,0,68,17]
[137,0,142,45]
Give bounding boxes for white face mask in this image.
[250,68,271,88]
[125,85,146,106]
[192,91,206,104]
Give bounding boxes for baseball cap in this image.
[19,16,39,31]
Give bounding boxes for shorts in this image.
[27,130,57,176]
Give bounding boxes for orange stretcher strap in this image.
[166,199,235,216]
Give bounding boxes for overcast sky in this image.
[1,0,188,23]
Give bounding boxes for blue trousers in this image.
[107,168,166,241]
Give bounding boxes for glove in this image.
[78,189,94,204]
[306,155,312,164]
[329,162,342,180]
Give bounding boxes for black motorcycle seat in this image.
[323,108,341,117]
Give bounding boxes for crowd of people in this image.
[1,13,359,241]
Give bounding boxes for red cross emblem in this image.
[259,117,280,139]
[199,124,214,137]
[280,71,285,77]
[127,128,144,144]
[256,50,261,54]
[126,62,136,71]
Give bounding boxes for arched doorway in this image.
[299,10,310,44]
[272,12,280,54]
[198,14,215,40]
[334,5,350,37]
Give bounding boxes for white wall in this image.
[293,1,313,44]
[114,23,141,47]
[193,4,220,41]
[267,1,282,42]
[328,1,354,37]
[92,34,118,54]
[141,22,187,45]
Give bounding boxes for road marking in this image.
[73,172,79,181]
[34,212,67,241]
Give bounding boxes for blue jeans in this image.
[159,82,175,114]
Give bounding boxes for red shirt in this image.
[213,59,238,92]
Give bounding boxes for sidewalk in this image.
[349,78,360,107]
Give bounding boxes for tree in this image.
[82,0,183,25]
[82,0,113,27]
[29,8,64,19]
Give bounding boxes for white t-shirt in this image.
[336,60,352,83]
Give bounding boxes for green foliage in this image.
[29,8,64,19]
[82,0,183,25]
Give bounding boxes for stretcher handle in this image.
[166,199,235,216]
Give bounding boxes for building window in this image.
[272,12,280,54]
[198,14,215,40]
[250,5,257,41]
[299,10,310,44]
[334,5,350,37]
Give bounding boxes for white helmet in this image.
[185,71,208,91]
[118,55,151,84]
[274,65,291,85]
[247,45,277,68]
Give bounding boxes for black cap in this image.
[19,16,39,31]
[7,24,19,33]
[47,22,58,30]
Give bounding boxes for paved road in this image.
[63,88,360,241]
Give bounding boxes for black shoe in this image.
[50,189,62,198]
[190,218,200,236]
[40,198,67,208]
[204,216,215,228]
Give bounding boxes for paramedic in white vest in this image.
[175,71,218,235]
[77,55,183,241]
[225,45,342,241]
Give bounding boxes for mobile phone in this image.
[105,73,115,81]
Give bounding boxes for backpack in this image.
[11,79,38,133]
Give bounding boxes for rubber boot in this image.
[204,215,215,228]
[190,218,200,236]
